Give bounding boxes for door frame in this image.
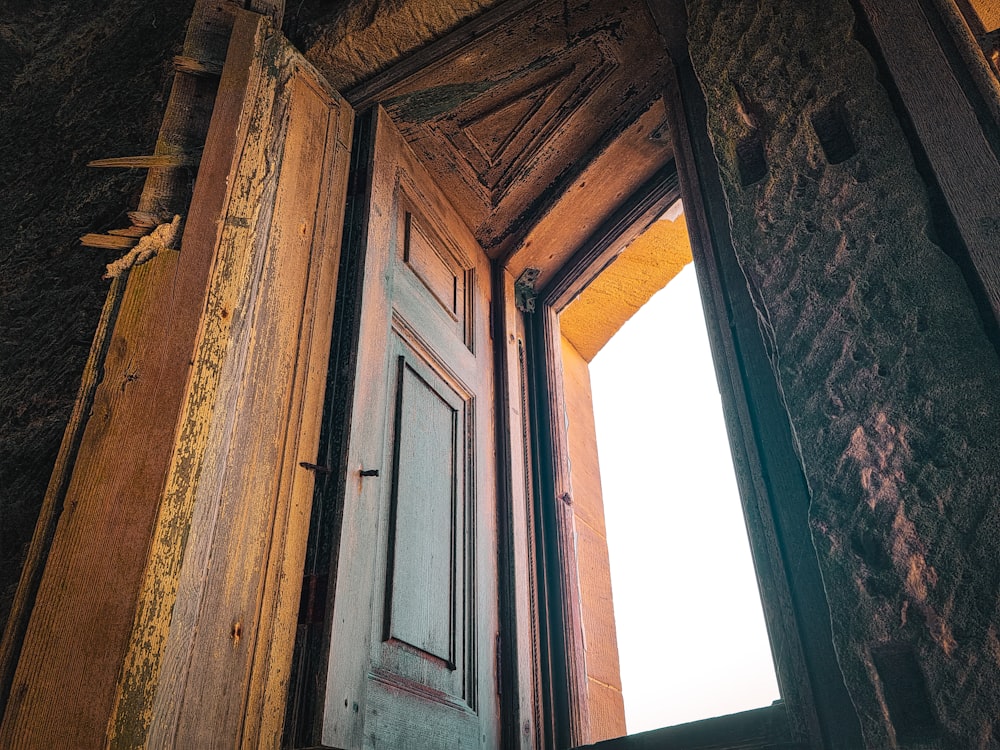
[284,1,869,747]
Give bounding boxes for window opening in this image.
[556,204,779,740]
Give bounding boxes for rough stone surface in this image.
[0,0,191,634]
[560,215,693,362]
[687,1,1000,747]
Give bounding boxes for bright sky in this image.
[588,262,780,734]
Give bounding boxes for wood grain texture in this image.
[384,349,463,665]
[859,0,1000,322]
[108,15,279,745]
[0,271,127,715]
[243,61,354,750]
[538,307,592,746]
[0,251,184,749]
[506,99,675,293]
[104,12,352,749]
[494,268,545,749]
[0,0,257,722]
[342,0,671,262]
[928,0,1000,125]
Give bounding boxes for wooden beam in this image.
[858,0,1000,325]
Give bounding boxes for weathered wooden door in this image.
[316,108,500,749]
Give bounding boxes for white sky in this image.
[588,262,780,734]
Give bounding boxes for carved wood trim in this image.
[531,306,592,747]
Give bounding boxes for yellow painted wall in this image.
[560,214,692,362]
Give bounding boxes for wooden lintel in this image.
[88,154,200,169]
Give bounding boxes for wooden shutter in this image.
[109,11,353,747]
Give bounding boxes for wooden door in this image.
[317,108,500,749]
[104,12,354,748]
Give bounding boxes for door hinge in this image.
[298,573,329,625]
[514,268,540,313]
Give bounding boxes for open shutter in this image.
[109,11,353,747]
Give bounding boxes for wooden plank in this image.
[541,164,679,314]
[79,233,139,250]
[88,154,200,169]
[859,0,1000,323]
[0,250,185,748]
[107,226,152,237]
[0,272,126,715]
[105,12,354,749]
[1,3,292,746]
[341,0,672,262]
[927,0,1000,126]
[316,107,500,749]
[537,307,592,746]
[0,2,284,743]
[243,71,354,750]
[507,101,677,295]
[108,13,282,747]
[173,54,224,78]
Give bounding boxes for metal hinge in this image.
[514,268,541,313]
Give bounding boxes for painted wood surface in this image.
[107,11,352,748]
[0,0,283,718]
[494,268,545,749]
[536,307,592,747]
[316,108,500,749]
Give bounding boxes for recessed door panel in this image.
[396,181,476,351]
[384,345,463,670]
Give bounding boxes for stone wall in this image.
[0,0,192,633]
[687,1,1000,747]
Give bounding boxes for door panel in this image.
[381,335,467,684]
[319,107,498,749]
